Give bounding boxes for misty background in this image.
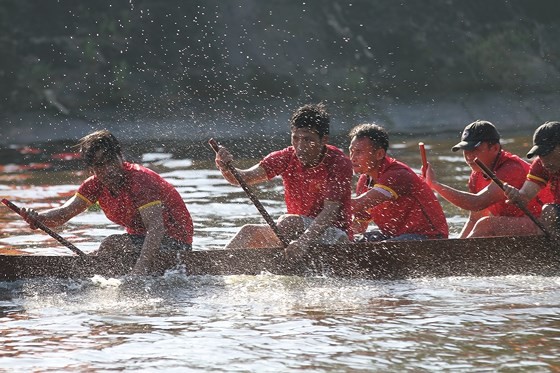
[1,0,560,145]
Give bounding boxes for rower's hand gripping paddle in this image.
[473,158,551,238]
[1,198,87,257]
[208,139,289,247]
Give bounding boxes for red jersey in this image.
[260,145,353,235]
[356,157,448,239]
[469,150,552,216]
[77,162,193,244]
[527,157,560,203]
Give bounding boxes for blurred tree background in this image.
[1,0,559,122]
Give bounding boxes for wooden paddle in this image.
[419,142,428,178]
[208,139,289,247]
[473,158,551,238]
[1,198,87,257]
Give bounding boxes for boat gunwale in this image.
[0,235,558,281]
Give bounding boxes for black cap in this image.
[527,121,560,159]
[451,120,500,152]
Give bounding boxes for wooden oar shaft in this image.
[419,142,428,178]
[1,199,87,257]
[208,139,289,247]
[473,158,551,238]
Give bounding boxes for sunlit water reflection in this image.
[1,136,559,371]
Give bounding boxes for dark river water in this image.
[0,134,559,372]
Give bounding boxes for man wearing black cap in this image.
[425,120,552,238]
[504,121,560,236]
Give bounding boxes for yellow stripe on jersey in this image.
[75,192,94,206]
[527,173,547,184]
[373,184,398,199]
[139,200,162,210]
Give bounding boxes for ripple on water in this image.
[0,144,559,371]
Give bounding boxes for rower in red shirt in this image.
[260,144,352,235]
[20,130,194,275]
[504,121,560,237]
[77,162,193,246]
[349,123,448,241]
[214,103,353,259]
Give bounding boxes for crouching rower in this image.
[20,130,194,275]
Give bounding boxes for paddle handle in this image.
[419,142,428,178]
[473,158,551,238]
[1,198,87,257]
[208,139,289,247]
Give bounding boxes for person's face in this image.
[349,136,385,175]
[539,145,560,173]
[462,142,499,172]
[291,128,327,166]
[89,150,124,189]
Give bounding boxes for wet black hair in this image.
[77,129,122,167]
[348,123,389,151]
[290,103,330,138]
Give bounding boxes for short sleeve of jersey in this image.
[128,170,163,209]
[527,158,549,188]
[375,168,414,198]
[260,147,293,180]
[77,176,100,204]
[495,159,527,188]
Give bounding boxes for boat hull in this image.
[1,236,558,281]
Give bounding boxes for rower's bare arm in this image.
[283,201,343,261]
[503,180,541,205]
[237,164,269,185]
[424,163,437,186]
[429,180,499,211]
[351,219,369,235]
[214,147,269,185]
[133,203,165,275]
[298,200,342,244]
[425,163,470,206]
[21,194,89,229]
[469,182,509,211]
[459,210,486,238]
[353,188,392,212]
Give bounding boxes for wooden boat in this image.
[1,235,559,281]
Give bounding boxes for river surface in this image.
[0,134,559,372]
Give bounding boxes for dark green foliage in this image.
[1,0,559,113]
